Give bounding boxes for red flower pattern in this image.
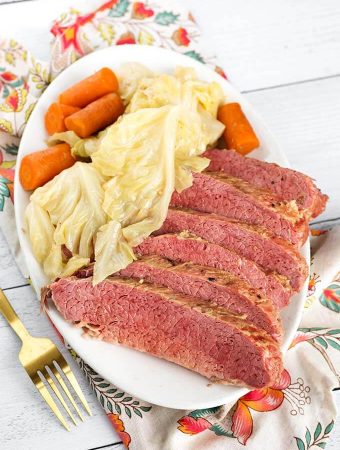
[107,413,131,448]
[132,2,154,20]
[116,32,136,45]
[231,369,291,445]
[0,71,16,83]
[215,65,228,79]
[50,0,119,55]
[172,28,190,47]
[177,416,212,434]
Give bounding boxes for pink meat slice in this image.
[49,276,283,389]
[117,255,283,341]
[135,234,291,309]
[204,149,328,219]
[157,208,308,290]
[171,172,309,246]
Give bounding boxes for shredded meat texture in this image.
[204,149,328,219]
[171,172,309,246]
[49,276,283,388]
[157,208,308,290]
[136,234,291,309]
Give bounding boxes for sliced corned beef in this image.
[117,255,283,341]
[135,234,291,308]
[49,276,283,388]
[170,172,309,246]
[204,149,328,218]
[157,208,308,290]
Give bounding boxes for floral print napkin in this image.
[0,1,339,449]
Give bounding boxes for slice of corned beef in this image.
[49,276,283,388]
[157,208,308,291]
[117,255,282,341]
[135,234,291,309]
[170,172,309,246]
[204,149,328,219]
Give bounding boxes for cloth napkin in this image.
[0,1,339,449]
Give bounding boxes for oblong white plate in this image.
[15,45,309,409]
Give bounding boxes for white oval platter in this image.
[15,45,309,409]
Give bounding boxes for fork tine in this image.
[56,359,92,416]
[42,367,77,425]
[33,372,70,431]
[50,363,84,422]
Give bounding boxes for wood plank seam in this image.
[311,217,340,226]
[2,283,30,291]
[242,73,340,94]
[0,0,37,6]
[88,442,123,450]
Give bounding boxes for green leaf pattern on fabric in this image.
[71,353,152,421]
[109,0,130,18]
[295,421,335,450]
[155,11,179,26]
[295,437,305,450]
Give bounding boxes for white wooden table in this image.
[0,0,339,449]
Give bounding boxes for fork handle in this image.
[0,289,30,342]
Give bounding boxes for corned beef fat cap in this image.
[204,148,328,219]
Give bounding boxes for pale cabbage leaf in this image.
[92,105,179,247]
[93,220,136,284]
[48,130,103,158]
[27,162,107,280]
[25,201,55,263]
[117,62,154,104]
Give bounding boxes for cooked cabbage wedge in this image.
[27,163,107,279]
[25,65,225,284]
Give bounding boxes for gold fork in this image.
[0,288,91,430]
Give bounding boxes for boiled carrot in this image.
[65,93,124,138]
[218,102,260,155]
[19,143,75,191]
[59,67,119,108]
[44,103,80,135]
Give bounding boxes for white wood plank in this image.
[0,229,27,289]
[186,0,340,90]
[0,0,340,90]
[244,76,340,222]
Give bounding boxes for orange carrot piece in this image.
[19,143,75,191]
[218,103,260,155]
[65,93,124,138]
[60,104,81,116]
[44,103,80,135]
[59,68,119,108]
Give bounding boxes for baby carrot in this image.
[44,103,80,135]
[59,68,119,108]
[218,103,260,155]
[19,143,75,191]
[65,93,124,138]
